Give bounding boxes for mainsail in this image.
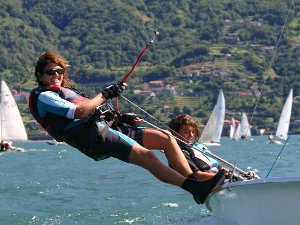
[275,88,293,141]
[0,80,28,141]
[229,117,236,139]
[239,112,251,138]
[200,89,225,145]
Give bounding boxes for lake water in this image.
[1,135,300,225]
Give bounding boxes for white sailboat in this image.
[206,177,300,225]
[0,80,27,151]
[267,88,293,145]
[229,117,236,139]
[232,113,252,140]
[47,139,66,145]
[199,89,225,146]
[232,120,241,140]
[205,89,295,225]
[239,112,252,140]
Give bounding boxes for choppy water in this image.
[1,135,300,225]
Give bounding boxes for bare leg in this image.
[128,143,185,187]
[195,171,216,181]
[142,128,193,177]
[128,143,225,204]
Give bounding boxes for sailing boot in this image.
[182,169,225,204]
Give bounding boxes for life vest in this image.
[183,143,219,171]
[29,85,89,141]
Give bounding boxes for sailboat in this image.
[205,89,295,225]
[199,89,225,146]
[229,117,236,139]
[267,88,293,145]
[0,80,27,151]
[232,120,240,140]
[239,112,252,140]
[206,177,300,225]
[232,113,252,140]
[47,139,66,145]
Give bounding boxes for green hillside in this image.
[1,0,300,137]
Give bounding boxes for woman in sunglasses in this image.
[29,52,225,204]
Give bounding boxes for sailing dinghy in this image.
[229,117,236,140]
[206,177,300,225]
[267,88,293,145]
[0,80,27,151]
[239,112,252,140]
[199,89,225,146]
[232,113,252,141]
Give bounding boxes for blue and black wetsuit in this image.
[29,85,139,162]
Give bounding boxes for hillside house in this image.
[221,35,240,45]
[12,90,28,103]
[148,80,165,88]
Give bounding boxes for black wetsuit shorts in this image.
[62,121,144,163]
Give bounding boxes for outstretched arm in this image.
[74,82,127,119]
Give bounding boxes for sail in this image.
[275,89,293,140]
[229,117,236,139]
[200,89,225,144]
[239,112,251,138]
[233,122,241,140]
[0,80,28,141]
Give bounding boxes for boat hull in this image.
[206,177,300,225]
[203,142,221,146]
[266,140,282,145]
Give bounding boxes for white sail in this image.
[229,117,236,139]
[0,80,28,141]
[239,112,251,138]
[275,89,293,141]
[200,89,225,145]
[233,122,240,140]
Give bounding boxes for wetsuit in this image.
[29,86,138,162]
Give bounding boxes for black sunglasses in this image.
[43,68,65,76]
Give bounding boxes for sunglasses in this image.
[43,68,65,76]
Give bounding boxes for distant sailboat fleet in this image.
[199,88,294,145]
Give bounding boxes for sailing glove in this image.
[121,113,141,126]
[102,82,126,99]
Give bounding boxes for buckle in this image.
[96,102,115,114]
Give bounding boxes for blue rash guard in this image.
[37,91,77,125]
[30,87,137,162]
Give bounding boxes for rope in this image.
[247,0,294,132]
[115,31,159,114]
[121,94,247,175]
[266,135,291,178]
[238,0,295,176]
